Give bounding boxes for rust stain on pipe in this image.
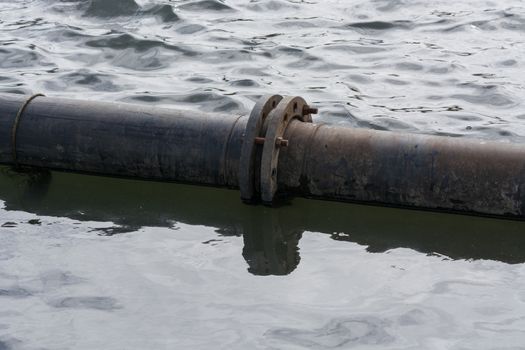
[279,121,525,217]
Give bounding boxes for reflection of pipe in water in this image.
[1,167,52,203]
[240,210,302,276]
[1,167,525,277]
[0,166,303,275]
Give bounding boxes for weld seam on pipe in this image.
[10,93,45,168]
[300,122,325,189]
[222,113,244,187]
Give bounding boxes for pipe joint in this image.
[239,95,315,204]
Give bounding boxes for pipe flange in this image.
[239,94,283,202]
[260,96,314,204]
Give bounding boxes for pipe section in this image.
[0,93,246,188]
[1,93,524,219]
[278,121,525,217]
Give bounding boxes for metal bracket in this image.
[260,96,314,204]
[239,94,282,202]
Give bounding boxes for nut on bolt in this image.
[254,137,265,145]
[303,105,318,115]
[275,137,289,147]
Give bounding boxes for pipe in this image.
[0,93,245,187]
[278,121,525,217]
[1,93,524,219]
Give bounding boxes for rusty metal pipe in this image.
[1,93,524,219]
[278,121,525,217]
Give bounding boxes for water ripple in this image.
[1,0,520,141]
[178,0,235,12]
[267,317,395,348]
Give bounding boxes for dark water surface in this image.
[1,0,525,349]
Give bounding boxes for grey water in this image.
[1,0,525,348]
